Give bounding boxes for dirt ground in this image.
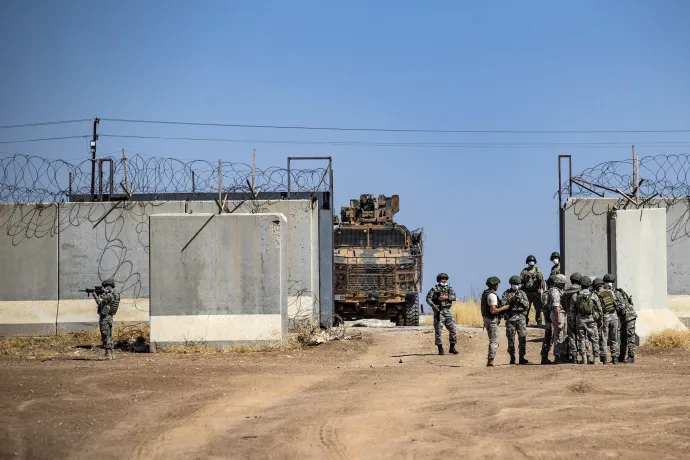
[2,323,690,460]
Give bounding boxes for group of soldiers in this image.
[426,252,638,368]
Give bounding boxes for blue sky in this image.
[1,0,689,297]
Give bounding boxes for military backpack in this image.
[110,292,120,315]
[522,269,541,291]
[576,291,594,316]
[598,289,617,314]
[615,288,636,319]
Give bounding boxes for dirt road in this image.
[2,324,690,459]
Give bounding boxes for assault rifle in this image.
[79,286,105,296]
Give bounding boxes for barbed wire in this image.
[0,153,330,203]
[558,153,690,241]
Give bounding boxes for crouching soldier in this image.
[426,273,459,355]
[605,274,637,363]
[92,278,120,360]
[501,275,530,365]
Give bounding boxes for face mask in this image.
[605,283,613,290]
[528,261,535,267]
[511,284,520,291]
[553,258,559,265]
[440,281,447,286]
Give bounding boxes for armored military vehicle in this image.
[332,194,423,326]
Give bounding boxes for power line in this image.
[101,117,690,134]
[0,119,92,129]
[99,134,690,148]
[0,135,88,144]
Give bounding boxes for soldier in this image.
[596,276,621,365]
[548,274,568,363]
[92,278,120,360]
[521,255,545,326]
[540,274,554,364]
[550,252,561,276]
[604,274,637,363]
[575,276,602,364]
[426,273,459,355]
[481,276,510,367]
[564,273,583,364]
[500,275,530,365]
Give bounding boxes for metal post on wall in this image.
[557,154,572,274]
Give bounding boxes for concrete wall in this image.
[0,203,59,335]
[186,200,320,322]
[148,213,288,346]
[563,197,690,294]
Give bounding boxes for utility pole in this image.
[90,117,100,201]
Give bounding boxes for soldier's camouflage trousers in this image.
[599,312,620,361]
[578,318,599,361]
[483,317,500,359]
[567,315,581,358]
[619,318,636,360]
[551,308,567,358]
[99,314,114,350]
[505,314,527,357]
[525,290,543,325]
[434,308,457,346]
[541,307,553,358]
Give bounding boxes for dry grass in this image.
[644,329,690,350]
[0,323,150,358]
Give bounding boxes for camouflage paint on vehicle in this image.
[333,194,423,325]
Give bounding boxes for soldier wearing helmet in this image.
[543,273,568,364]
[563,272,583,363]
[500,275,530,365]
[425,273,459,355]
[596,275,621,365]
[520,255,545,326]
[481,276,510,367]
[92,278,120,360]
[604,273,637,363]
[550,252,561,277]
[574,276,602,364]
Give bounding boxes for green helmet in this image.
[508,275,521,285]
[570,272,582,283]
[550,252,560,260]
[580,276,592,287]
[437,272,449,282]
[526,255,537,264]
[553,274,567,285]
[592,277,604,287]
[102,278,115,288]
[486,276,500,287]
[603,273,616,283]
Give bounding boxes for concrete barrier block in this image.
[149,212,288,346]
[0,203,59,336]
[636,308,688,345]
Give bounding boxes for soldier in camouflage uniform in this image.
[540,275,554,364]
[575,276,602,364]
[564,273,583,364]
[548,274,568,363]
[596,276,621,365]
[501,275,530,365]
[604,274,637,363]
[425,273,458,355]
[481,276,510,367]
[520,255,545,326]
[92,278,120,360]
[549,252,561,276]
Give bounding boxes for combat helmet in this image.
[592,277,604,288]
[603,273,616,283]
[102,278,115,288]
[570,272,582,284]
[553,274,567,285]
[509,275,521,285]
[436,272,449,282]
[580,276,592,287]
[550,252,560,261]
[525,255,537,264]
[486,276,500,287]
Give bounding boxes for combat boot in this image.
[624,356,635,364]
[437,345,444,355]
[509,353,516,364]
[541,355,552,365]
[448,343,459,355]
[611,356,618,365]
[107,349,114,360]
[486,358,494,367]
[570,355,577,364]
[600,356,607,365]
[519,356,529,365]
